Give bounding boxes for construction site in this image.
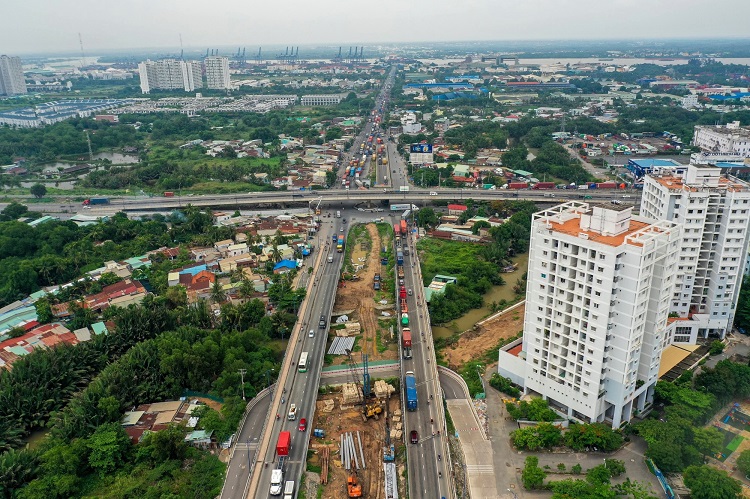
[304,222,405,499]
[327,223,400,365]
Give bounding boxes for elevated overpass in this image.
[82,188,639,214]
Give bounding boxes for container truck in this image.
[400,286,407,299]
[405,372,417,411]
[397,250,403,266]
[390,204,411,211]
[532,182,556,190]
[337,235,344,253]
[394,223,401,238]
[597,182,617,189]
[283,481,295,499]
[400,220,407,234]
[402,328,412,359]
[82,197,109,206]
[276,431,291,457]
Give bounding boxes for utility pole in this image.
[238,368,247,400]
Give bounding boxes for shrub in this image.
[489,373,521,398]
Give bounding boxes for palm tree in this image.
[271,245,282,264]
[239,277,255,300]
[210,280,226,304]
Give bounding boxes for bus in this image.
[298,352,309,373]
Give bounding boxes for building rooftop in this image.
[548,214,651,248]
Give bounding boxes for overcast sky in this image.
[3,0,750,55]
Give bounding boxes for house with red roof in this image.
[447,204,468,216]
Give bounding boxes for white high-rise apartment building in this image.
[641,163,750,342]
[498,202,680,427]
[0,55,27,96]
[692,122,750,158]
[138,59,203,93]
[204,56,230,90]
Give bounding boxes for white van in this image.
[336,211,341,218]
[283,481,295,499]
[270,469,283,496]
[327,255,333,263]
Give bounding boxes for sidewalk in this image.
[481,369,663,497]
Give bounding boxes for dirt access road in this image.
[441,303,525,369]
[308,393,400,499]
[333,223,398,363]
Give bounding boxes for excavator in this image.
[347,469,363,498]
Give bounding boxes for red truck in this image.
[400,220,407,234]
[401,299,408,313]
[508,182,529,189]
[532,182,556,190]
[164,191,175,197]
[402,328,412,348]
[400,287,407,300]
[597,182,618,189]
[276,431,291,457]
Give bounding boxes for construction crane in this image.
[311,196,323,215]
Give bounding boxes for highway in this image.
[24,188,640,218]
[249,213,343,498]
[398,221,452,499]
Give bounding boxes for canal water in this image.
[431,252,529,339]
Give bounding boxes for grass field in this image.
[417,238,484,285]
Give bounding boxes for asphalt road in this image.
[220,389,273,498]
[251,214,343,498]
[398,221,452,499]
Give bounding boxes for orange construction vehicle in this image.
[347,471,363,498]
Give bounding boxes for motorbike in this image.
[276,414,280,420]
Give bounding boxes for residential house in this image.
[447,204,468,216]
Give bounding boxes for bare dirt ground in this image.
[333,224,399,364]
[441,303,525,369]
[308,391,401,499]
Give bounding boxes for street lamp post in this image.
[507,488,518,499]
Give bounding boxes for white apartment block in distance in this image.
[641,163,750,342]
[0,55,27,96]
[204,56,230,90]
[692,121,750,158]
[498,202,680,428]
[300,94,344,106]
[138,59,203,94]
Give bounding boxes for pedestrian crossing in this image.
[466,464,494,474]
[234,442,259,451]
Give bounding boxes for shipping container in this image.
[400,220,407,234]
[83,197,109,206]
[402,328,412,348]
[163,191,175,197]
[405,372,417,410]
[394,223,401,238]
[276,431,291,457]
[532,182,556,190]
[397,250,403,266]
[597,182,618,189]
[508,182,529,190]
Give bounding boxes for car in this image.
[298,418,307,431]
[429,192,438,196]
[342,219,346,223]
[410,430,418,444]
[340,227,344,232]
[309,329,314,338]
[408,289,413,296]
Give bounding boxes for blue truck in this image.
[83,197,109,206]
[396,250,403,266]
[405,371,417,411]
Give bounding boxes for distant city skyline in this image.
[2,0,750,55]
